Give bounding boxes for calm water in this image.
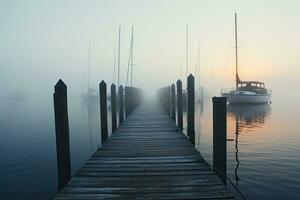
[192,97,300,199]
[0,91,300,199]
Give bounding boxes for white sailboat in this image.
[221,13,272,104]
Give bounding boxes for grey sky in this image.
[1,0,299,96]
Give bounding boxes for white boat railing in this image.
[222,88,272,95]
[221,88,235,94]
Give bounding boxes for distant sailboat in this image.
[221,13,272,104]
[108,26,122,105]
[82,42,98,103]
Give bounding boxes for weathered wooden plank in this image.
[61,185,229,194]
[86,158,202,164]
[79,165,211,172]
[55,191,233,200]
[81,164,208,172]
[67,176,224,188]
[55,101,233,199]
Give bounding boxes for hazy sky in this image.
[1,0,299,96]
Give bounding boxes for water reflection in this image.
[227,104,271,187]
[228,104,271,129]
[82,98,98,154]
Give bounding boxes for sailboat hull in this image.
[222,92,271,104]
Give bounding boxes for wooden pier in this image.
[55,101,233,199]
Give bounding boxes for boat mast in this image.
[88,42,91,93]
[125,27,133,87]
[131,26,134,87]
[235,13,239,90]
[197,43,200,90]
[186,24,188,79]
[117,26,121,90]
[194,43,200,90]
[113,47,116,83]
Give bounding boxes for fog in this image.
[0,0,300,101]
[1,2,300,199]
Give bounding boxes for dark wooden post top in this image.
[212,96,227,183]
[55,79,67,94]
[119,85,124,124]
[171,84,176,122]
[100,81,108,144]
[53,79,71,191]
[187,74,195,146]
[177,79,183,131]
[111,84,117,132]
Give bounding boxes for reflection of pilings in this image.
[235,116,240,187]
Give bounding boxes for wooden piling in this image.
[212,97,227,183]
[111,84,117,132]
[167,86,171,116]
[163,87,167,112]
[187,74,195,146]
[125,87,129,118]
[53,79,71,191]
[131,87,135,111]
[119,85,124,124]
[100,81,108,143]
[177,79,183,131]
[171,84,176,122]
[125,86,130,118]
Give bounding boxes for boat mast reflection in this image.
[234,115,240,187]
[228,104,271,187]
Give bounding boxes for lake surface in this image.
[0,90,300,199]
[192,97,300,199]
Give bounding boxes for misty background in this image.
[1,1,300,199]
[0,0,299,100]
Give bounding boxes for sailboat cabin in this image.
[237,80,268,95]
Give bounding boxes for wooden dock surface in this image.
[55,101,233,199]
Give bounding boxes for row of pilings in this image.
[158,74,228,183]
[53,79,142,191]
[158,74,195,145]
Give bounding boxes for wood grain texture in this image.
[55,101,234,199]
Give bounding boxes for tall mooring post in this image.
[100,81,108,143]
[53,79,71,191]
[111,84,117,132]
[167,86,171,116]
[133,88,138,110]
[187,74,195,146]
[162,87,167,112]
[171,84,176,122]
[125,86,130,118]
[119,85,124,124]
[212,97,227,183]
[177,79,183,131]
